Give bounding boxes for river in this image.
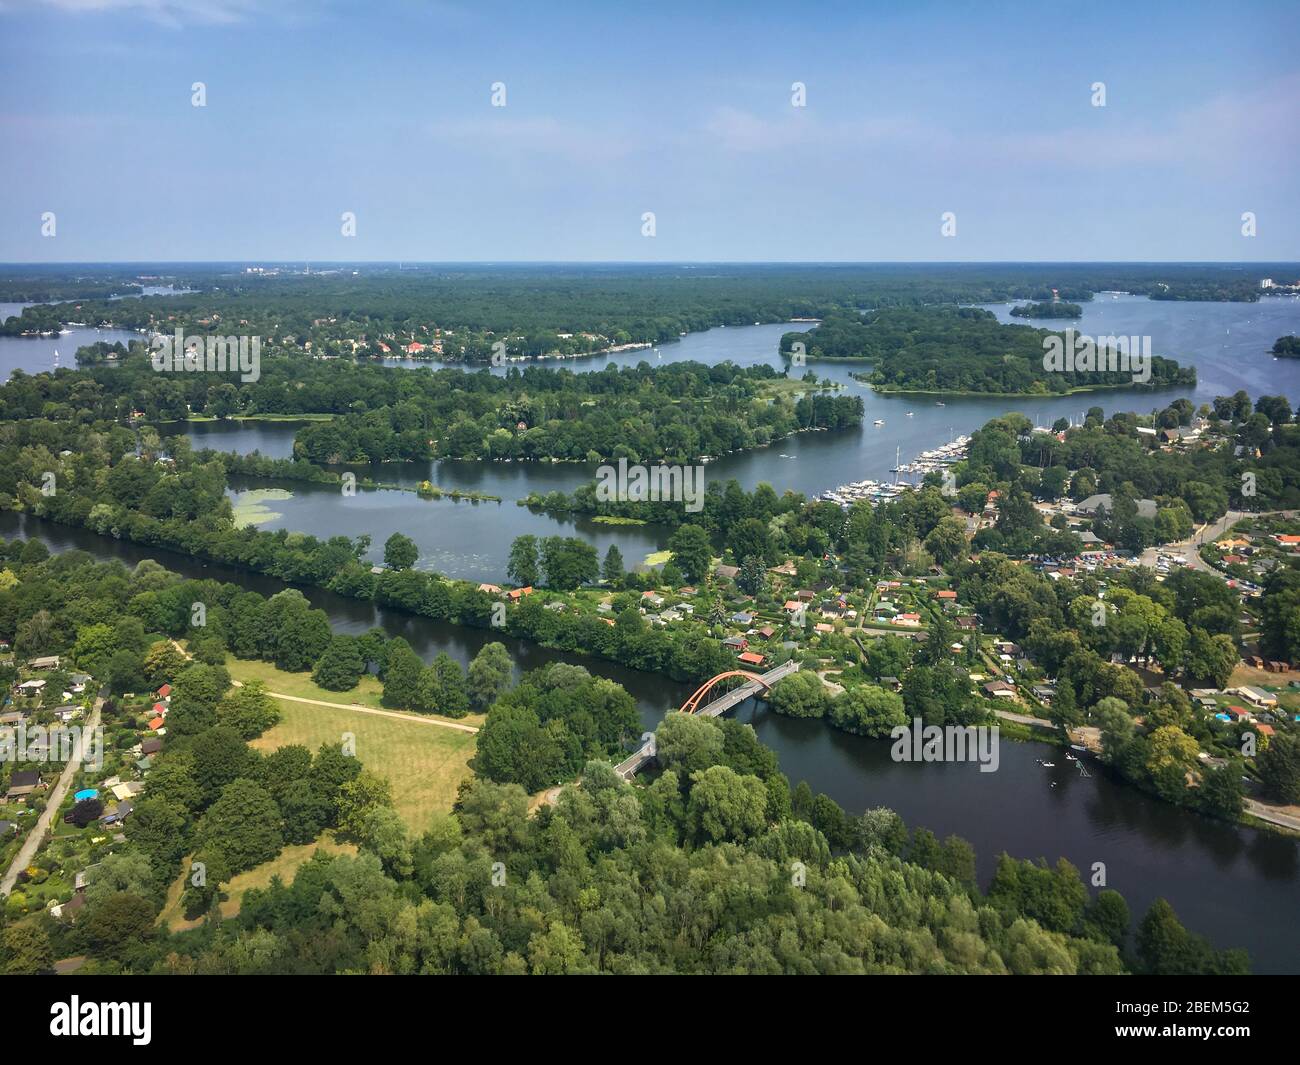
[2,508,1297,973]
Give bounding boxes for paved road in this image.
[1245,799,1300,833]
[0,695,104,897]
[1139,509,1297,574]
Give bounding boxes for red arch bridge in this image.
[614,660,800,778]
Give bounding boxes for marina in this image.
[818,434,971,508]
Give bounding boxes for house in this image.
[1031,684,1056,702]
[1237,686,1278,708]
[152,702,168,717]
[737,651,766,667]
[983,680,1017,699]
[879,676,902,691]
[100,801,133,826]
[894,613,921,626]
[722,636,749,652]
[796,590,816,602]
[506,586,534,601]
[783,600,803,615]
[814,622,834,634]
[755,626,777,639]
[15,679,46,694]
[642,591,666,608]
[714,564,740,581]
[1270,534,1300,550]
[477,583,502,595]
[0,711,26,726]
[27,655,61,670]
[1225,705,1254,722]
[6,770,44,800]
[936,590,958,602]
[956,616,978,630]
[1256,723,1276,738]
[148,716,166,731]
[729,611,753,625]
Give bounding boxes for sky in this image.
[1,0,1297,263]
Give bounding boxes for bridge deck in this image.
[614,661,798,778]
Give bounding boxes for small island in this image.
[1010,301,1082,319]
[1271,335,1300,358]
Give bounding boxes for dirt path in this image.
[236,683,479,735]
[0,695,104,897]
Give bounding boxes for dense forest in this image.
[0,544,1247,975]
[0,264,1280,354]
[0,347,862,464]
[781,307,1196,394]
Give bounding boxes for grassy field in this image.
[225,656,486,727]
[225,658,480,830]
[158,835,357,931]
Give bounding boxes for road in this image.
[1244,799,1300,834]
[0,694,104,897]
[1138,509,1297,574]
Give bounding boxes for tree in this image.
[192,725,257,804]
[381,638,425,710]
[508,535,540,587]
[65,797,104,827]
[667,524,712,585]
[467,642,512,711]
[216,680,280,739]
[384,532,419,571]
[687,765,768,844]
[923,516,968,565]
[336,770,395,838]
[601,544,624,588]
[1258,732,1300,804]
[142,640,187,688]
[2,922,52,974]
[828,685,907,736]
[81,892,156,959]
[428,653,470,718]
[312,635,366,691]
[1184,627,1237,688]
[655,712,724,776]
[736,555,766,597]
[768,671,830,719]
[196,779,283,874]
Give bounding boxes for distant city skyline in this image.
[2,0,1297,262]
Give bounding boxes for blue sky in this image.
[1,0,1297,262]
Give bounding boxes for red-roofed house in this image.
[148,716,166,731]
[936,590,957,601]
[737,651,766,667]
[152,702,167,716]
[157,684,172,698]
[507,586,533,601]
